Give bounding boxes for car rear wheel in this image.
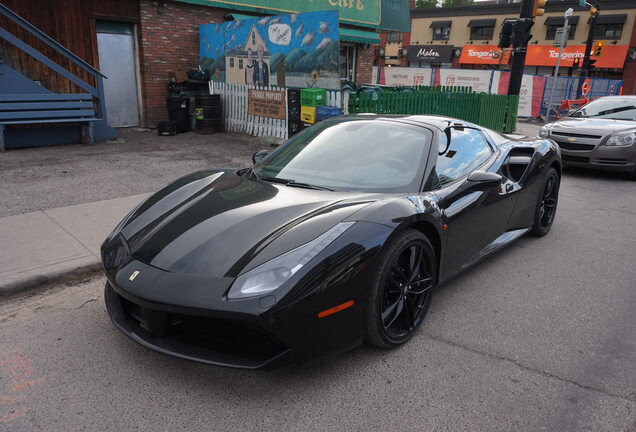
[530,167,559,237]
[365,229,436,348]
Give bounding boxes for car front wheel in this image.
[365,229,436,348]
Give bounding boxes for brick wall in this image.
[139,0,226,127]
[355,44,375,85]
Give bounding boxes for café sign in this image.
[406,45,453,63]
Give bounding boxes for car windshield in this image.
[568,98,636,121]
[253,119,432,192]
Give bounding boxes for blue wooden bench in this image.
[0,93,98,151]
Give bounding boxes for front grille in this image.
[551,131,602,139]
[562,155,590,164]
[596,158,628,165]
[555,141,596,151]
[116,292,287,362]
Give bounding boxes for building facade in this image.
[1,0,410,128]
[376,0,636,94]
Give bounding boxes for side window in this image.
[427,128,493,189]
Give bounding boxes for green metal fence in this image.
[348,90,518,133]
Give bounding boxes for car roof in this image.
[341,114,477,132]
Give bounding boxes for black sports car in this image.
[102,115,561,369]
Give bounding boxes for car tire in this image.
[530,167,559,237]
[364,229,436,348]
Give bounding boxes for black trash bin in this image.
[166,97,190,133]
[195,94,223,133]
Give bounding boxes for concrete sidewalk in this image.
[0,193,149,296]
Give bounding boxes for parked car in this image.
[102,115,561,369]
[539,96,636,177]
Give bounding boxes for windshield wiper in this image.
[259,176,333,191]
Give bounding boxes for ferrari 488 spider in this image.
[102,115,561,369]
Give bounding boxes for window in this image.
[239,58,243,69]
[252,32,255,44]
[427,128,493,189]
[433,26,451,40]
[229,57,234,68]
[468,19,496,40]
[340,44,356,81]
[386,32,402,43]
[470,26,494,40]
[546,25,576,40]
[594,23,623,39]
[254,120,433,192]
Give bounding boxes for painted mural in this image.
[200,10,340,89]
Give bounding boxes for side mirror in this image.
[252,150,268,165]
[465,171,502,192]
[438,171,502,208]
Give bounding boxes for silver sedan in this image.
[539,96,636,176]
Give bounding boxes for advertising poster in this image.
[382,67,432,86]
[436,69,494,94]
[200,10,340,89]
[493,72,547,117]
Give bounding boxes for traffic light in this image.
[572,58,580,69]
[593,41,604,56]
[588,58,597,71]
[512,18,534,48]
[589,6,598,17]
[499,20,514,49]
[533,0,547,17]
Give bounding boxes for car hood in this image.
[118,170,375,277]
[548,117,636,135]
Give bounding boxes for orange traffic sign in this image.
[581,78,591,96]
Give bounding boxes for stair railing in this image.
[0,3,108,122]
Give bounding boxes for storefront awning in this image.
[468,19,496,27]
[544,16,579,26]
[430,20,452,29]
[525,45,628,68]
[339,28,380,45]
[588,14,627,24]
[228,13,259,20]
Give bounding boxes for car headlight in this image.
[538,126,549,138]
[227,222,355,299]
[605,132,636,146]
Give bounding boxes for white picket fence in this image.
[209,81,345,141]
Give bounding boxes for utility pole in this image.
[545,8,573,121]
[577,0,600,98]
[506,0,538,96]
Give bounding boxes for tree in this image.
[415,0,438,7]
[441,0,474,7]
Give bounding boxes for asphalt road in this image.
[0,166,634,431]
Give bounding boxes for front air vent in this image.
[555,141,595,151]
[562,155,590,164]
[551,131,602,139]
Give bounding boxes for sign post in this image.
[545,8,573,121]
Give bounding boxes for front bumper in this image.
[105,280,297,369]
[560,144,636,172]
[103,254,370,369]
[550,133,636,173]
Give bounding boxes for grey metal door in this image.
[97,23,139,127]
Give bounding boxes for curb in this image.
[0,262,103,299]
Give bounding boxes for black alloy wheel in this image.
[365,230,436,348]
[531,167,559,237]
